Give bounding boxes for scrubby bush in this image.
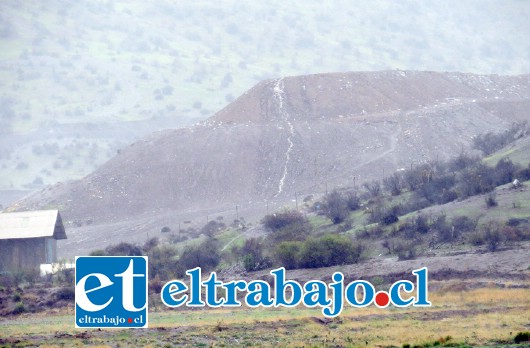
[363,180,381,198]
[473,123,526,155]
[13,302,26,314]
[274,241,302,270]
[323,190,350,224]
[383,173,403,196]
[179,238,220,272]
[298,235,363,268]
[485,192,498,208]
[447,153,480,172]
[381,212,399,226]
[451,216,477,234]
[55,287,75,301]
[148,274,163,294]
[142,237,159,252]
[395,241,416,260]
[467,231,485,246]
[345,191,361,211]
[516,164,530,181]
[494,158,519,186]
[483,223,503,251]
[89,249,105,256]
[239,238,271,272]
[506,217,527,227]
[262,210,306,232]
[13,292,21,302]
[200,220,226,236]
[514,331,530,343]
[414,214,430,234]
[148,245,181,280]
[105,242,142,256]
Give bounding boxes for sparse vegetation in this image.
[472,122,527,155]
[322,190,351,224]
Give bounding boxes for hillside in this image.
[9,70,530,257]
[1,0,530,196]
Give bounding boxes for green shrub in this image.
[89,249,106,256]
[179,238,220,272]
[262,210,306,232]
[240,238,271,272]
[514,331,530,343]
[148,245,181,280]
[467,231,485,246]
[414,214,430,234]
[13,292,21,302]
[346,191,361,210]
[451,216,477,234]
[55,287,75,301]
[381,212,399,226]
[483,223,503,251]
[13,301,26,314]
[485,192,498,208]
[274,241,302,270]
[298,235,362,268]
[395,241,416,260]
[105,242,142,256]
[323,190,350,224]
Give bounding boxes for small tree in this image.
[363,180,381,198]
[485,192,498,208]
[414,214,430,234]
[323,190,350,224]
[274,241,301,270]
[240,238,271,272]
[179,238,220,272]
[262,210,306,231]
[483,223,503,251]
[263,210,311,242]
[383,173,403,196]
[298,235,362,268]
[345,191,361,210]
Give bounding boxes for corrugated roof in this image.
[0,210,67,240]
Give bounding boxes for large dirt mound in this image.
[12,71,530,256]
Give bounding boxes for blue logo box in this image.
[75,256,148,328]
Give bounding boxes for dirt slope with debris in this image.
[11,71,530,256]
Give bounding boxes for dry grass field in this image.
[1,279,529,347]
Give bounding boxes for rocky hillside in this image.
[2,1,529,195]
[11,70,530,255]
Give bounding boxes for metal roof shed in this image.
[0,210,67,272]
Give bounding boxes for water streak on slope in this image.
[273,78,295,197]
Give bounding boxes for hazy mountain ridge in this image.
[9,70,530,255]
[1,0,530,193]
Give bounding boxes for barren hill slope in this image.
[12,71,530,256]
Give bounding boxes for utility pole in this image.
[236,204,239,220]
[295,192,299,211]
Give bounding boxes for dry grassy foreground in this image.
[1,280,529,348]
